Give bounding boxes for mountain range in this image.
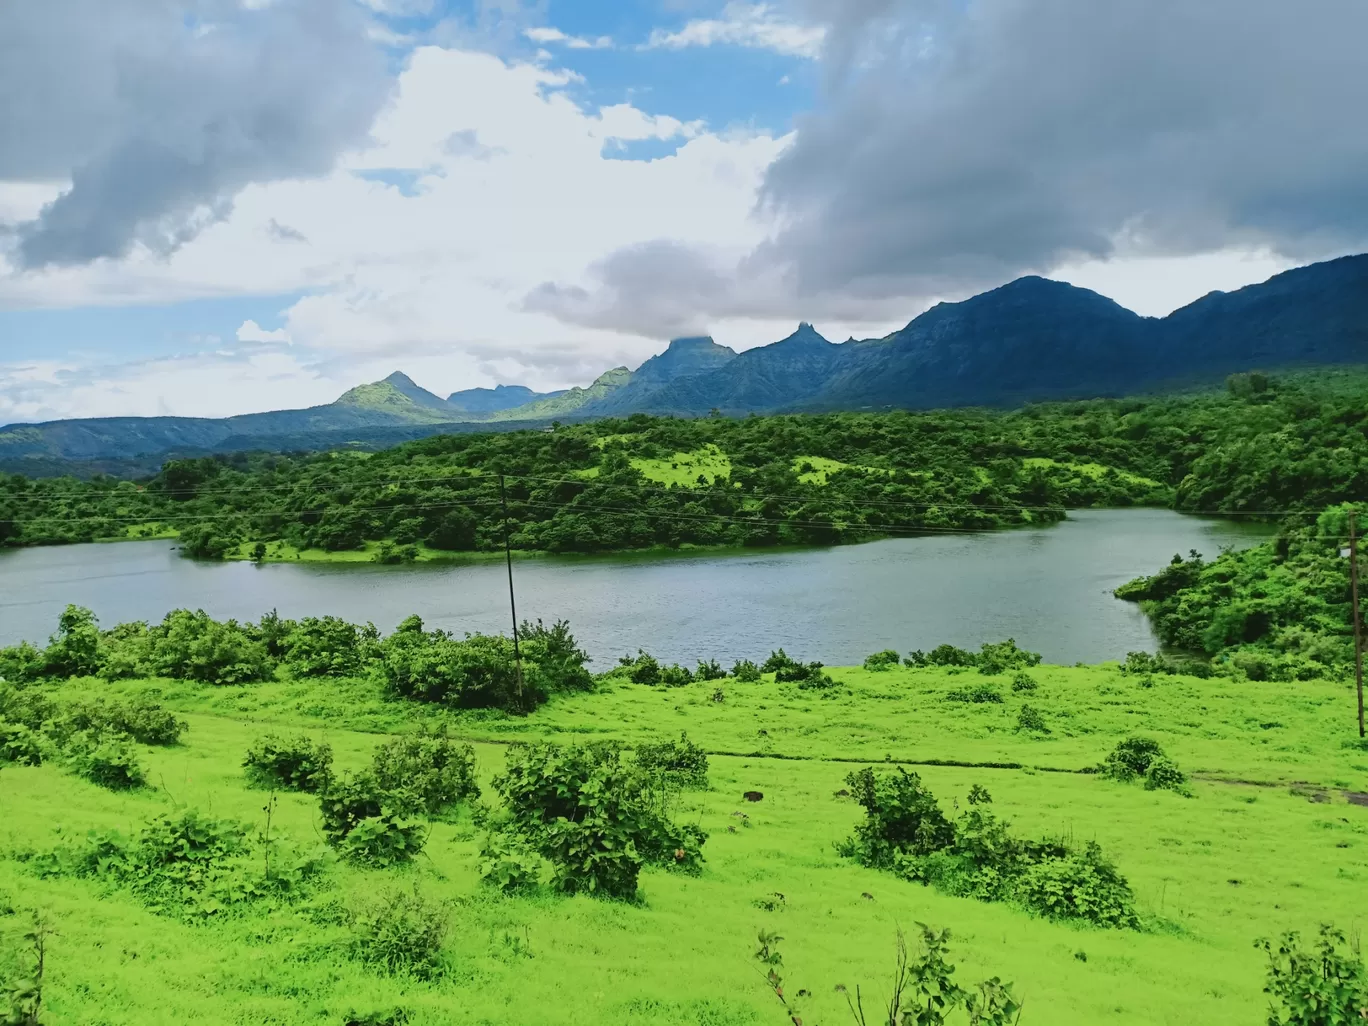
[3,253,1366,468]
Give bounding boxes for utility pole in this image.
[500,474,525,704]
[1350,511,1364,739]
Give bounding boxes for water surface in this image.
[0,509,1272,668]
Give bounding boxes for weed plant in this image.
[243,734,334,793]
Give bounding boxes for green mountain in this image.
[485,367,633,421]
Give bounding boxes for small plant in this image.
[349,885,449,978]
[1015,705,1050,734]
[243,734,334,793]
[946,685,1003,704]
[731,659,762,682]
[1256,924,1368,1026]
[318,772,427,866]
[62,731,146,790]
[0,723,49,767]
[695,659,726,681]
[371,731,479,816]
[635,732,709,789]
[1010,672,1037,693]
[1,913,52,1026]
[477,831,548,893]
[863,649,902,671]
[659,663,694,687]
[710,687,726,703]
[1099,737,1189,794]
[967,784,992,805]
[754,930,802,1026]
[623,651,662,685]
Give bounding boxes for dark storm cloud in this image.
[761,0,1368,298]
[529,0,1368,335]
[0,0,392,268]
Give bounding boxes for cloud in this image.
[236,319,292,344]
[0,0,391,269]
[266,219,308,244]
[645,3,825,58]
[753,0,1368,301]
[524,26,613,49]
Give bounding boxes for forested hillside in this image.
[1,369,1364,563]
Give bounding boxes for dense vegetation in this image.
[6,368,1365,560]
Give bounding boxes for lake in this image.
[0,509,1273,669]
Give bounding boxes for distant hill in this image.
[2,252,1365,466]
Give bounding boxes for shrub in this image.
[379,626,543,714]
[1016,704,1050,734]
[1099,736,1190,793]
[1014,842,1141,928]
[243,734,334,793]
[694,659,726,682]
[659,663,694,687]
[371,732,479,815]
[44,605,101,678]
[0,642,44,685]
[0,687,55,731]
[0,721,50,766]
[349,885,449,978]
[318,772,427,866]
[635,732,709,789]
[946,685,1003,704]
[1143,756,1189,794]
[1257,924,1368,1026]
[279,616,379,678]
[63,731,146,790]
[1122,651,1164,675]
[477,831,549,893]
[489,742,706,899]
[762,649,802,676]
[622,650,662,685]
[144,609,274,685]
[57,697,185,746]
[840,767,954,868]
[863,649,901,671]
[919,644,978,667]
[1011,671,1037,692]
[976,639,1043,675]
[731,659,761,682]
[520,619,593,692]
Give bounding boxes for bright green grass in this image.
[630,444,732,487]
[4,665,1366,1025]
[791,456,898,486]
[1023,458,1163,489]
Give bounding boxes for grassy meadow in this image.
[3,661,1366,1025]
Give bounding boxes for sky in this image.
[1,0,1364,425]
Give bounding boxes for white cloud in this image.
[524,26,613,50]
[645,3,825,58]
[236,319,292,344]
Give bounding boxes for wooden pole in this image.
[1350,511,1364,739]
[500,475,525,705]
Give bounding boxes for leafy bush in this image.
[487,742,706,900]
[1011,671,1037,692]
[0,721,49,766]
[318,773,427,865]
[635,732,709,789]
[63,731,146,790]
[762,649,802,676]
[379,622,543,713]
[659,663,694,687]
[1099,736,1190,793]
[945,685,1003,704]
[44,605,101,678]
[520,619,593,692]
[477,831,549,893]
[243,734,334,793]
[1257,924,1368,1026]
[0,687,55,731]
[278,616,379,678]
[694,659,726,682]
[56,696,185,746]
[906,644,977,668]
[840,769,1139,928]
[731,659,761,682]
[863,649,901,671]
[0,643,44,685]
[1016,704,1049,734]
[976,639,1042,675]
[349,886,449,978]
[621,650,662,685]
[1014,842,1140,928]
[371,732,479,815]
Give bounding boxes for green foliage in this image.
[946,685,1004,704]
[0,913,51,1026]
[841,768,1139,928]
[370,731,479,815]
[694,658,726,682]
[139,610,274,685]
[1010,672,1037,692]
[976,640,1043,675]
[477,831,549,893]
[0,644,44,686]
[55,696,184,746]
[519,619,593,692]
[764,649,831,685]
[863,649,902,671]
[61,731,146,790]
[730,659,761,682]
[317,773,427,866]
[1099,737,1190,794]
[487,741,706,899]
[1015,704,1049,734]
[348,885,449,978]
[44,605,100,678]
[634,732,709,789]
[0,723,49,767]
[1257,925,1368,1026]
[243,735,334,793]
[622,650,662,685]
[277,616,379,678]
[378,623,543,713]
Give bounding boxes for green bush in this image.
[658,663,694,687]
[0,721,50,766]
[0,642,44,685]
[976,639,1042,675]
[56,696,185,746]
[946,685,1003,704]
[318,772,427,866]
[371,732,479,815]
[520,619,593,692]
[488,742,706,900]
[477,831,549,893]
[349,886,449,978]
[279,616,379,678]
[622,650,662,685]
[0,687,55,731]
[634,732,709,789]
[1011,671,1038,692]
[1099,736,1189,793]
[243,735,334,793]
[44,605,101,678]
[1016,704,1050,734]
[63,731,146,790]
[863,649,901,671]
[694,659,726,682]
[840,767,954,868]
[379,623,542,713]
[1014,842,1141,928]
[1143,756,1189,793]
[731,659,761,682]
[1257,924,1368,1026]
[143,609,274,685]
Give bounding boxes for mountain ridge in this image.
[3,253,1366,462]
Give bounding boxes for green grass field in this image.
[5,663,1366,1025]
